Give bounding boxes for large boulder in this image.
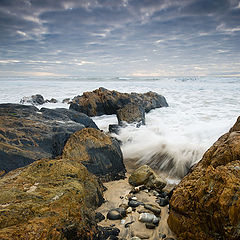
[69,87,168,117]
[168,118,240,240]
[0,104,98,174]
[62,128,126,181]
[0,157,104,239]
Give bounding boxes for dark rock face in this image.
[69,87,168,117]
[62,128,126,181]
[0,104,98,174]
[168,117,240,240]
[0,158,104,239]
[20,94,45,105]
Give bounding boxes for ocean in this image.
[1,76,239,182]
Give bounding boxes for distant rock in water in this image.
[20,94,58,105]
[168,117,240,240]
[69,87,168,118]
[62,128,126,181]
[0,104,98,174]
[0,157,104,239]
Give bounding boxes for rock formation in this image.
[168,118,240,240]
[69,87,168,118]
[0,104,98,174]
[62,128,126,181]
[0,157,104,239]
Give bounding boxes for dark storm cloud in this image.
[0,0,240,76]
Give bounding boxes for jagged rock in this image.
[20,94,45,105]
[109,124,121,134]
[45,98,58,103]
[69,87,168,117]
[62,98,71,104]
[117,103,145,125]
[62,128,126,180]
[0,104,98,174]
[168,118,240,240]
[0,158,104,239]
[129,165,166,191]
[95,226,120,240]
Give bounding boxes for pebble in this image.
[121,219,126,225]
[130,196,137,201]
[144,204,161,216]
[126,207,133,213]
[157,198,169,207]
[145,223,156,229]
[125,221,134,228]
[128,200,142,208]
[159,233,166,239]
[107,208,126,220]
[139,213,159,224]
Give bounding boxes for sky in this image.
[0,0,240,77]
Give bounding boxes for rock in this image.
[20,94,45,105]
[159,233,167,239]
[45,98,58,103]
[95,212,105,223]
[139,213,159,224]
[95,226,120,240]
[109,124,121,134]
[125,221,134,228]
[157,198,169,207]
[145,223,156,229]
[128,200,142,208]
[62,98,71,104]
[144,204,161,216]
[107,208,127,220]
[116,103,145,125]
[0,158,104,239]
[62,128,126,181]
[0,104,96,174]
[129,165,166,191]
[131,237,141,240]
[39,107,98,129]
[168,118,240,240]
[69,87,168,117]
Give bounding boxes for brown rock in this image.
[69,87,168,117]
[0,158,104,239]
[129,165,166,191]
[62,128,126,180]
[168,118,240,240]
[117,103,145,125]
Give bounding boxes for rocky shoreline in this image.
[0,88,239,239]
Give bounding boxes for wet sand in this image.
[96,158,176,240]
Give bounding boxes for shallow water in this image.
[1,76,239,180]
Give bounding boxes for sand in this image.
[96,158,176,240]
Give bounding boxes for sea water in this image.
[0,76,239,181]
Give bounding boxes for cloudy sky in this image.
[0,0,240,77]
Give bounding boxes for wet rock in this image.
[62,98,71,104]
[128,200,143,208]
[107,208,127,220]
[129,165,166,191]
[168,118,240,240]
[0,158,104,239]
[145,223,156,229]
[159,233,167,239]
[62,128,126,180]
[45,98,58,103]
[109,124,121,134]
[125,221,134,228]
[95,226,120,240]
[117,103,145,125]
[157,198,169,207]
[69,87,168,117]
[20,94,45,105]
[139,213,159,224]
[95,212,105,223]
[0,104,94,174]
[144,204,161,216]
[131,237,141,240]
